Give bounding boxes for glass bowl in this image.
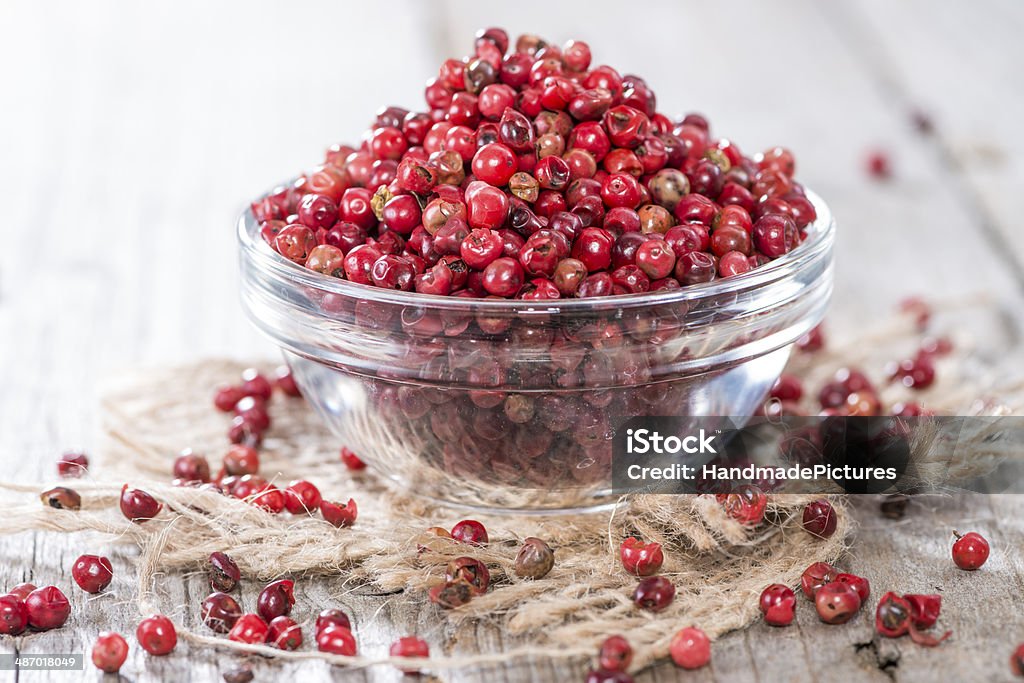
[238,189,834,511]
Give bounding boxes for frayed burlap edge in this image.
[0,359,848,672]
[3,303,1018,672]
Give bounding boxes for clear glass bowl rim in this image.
[237,185,834,313]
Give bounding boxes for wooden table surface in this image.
[2,1,1023,681]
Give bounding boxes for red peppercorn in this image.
[481,256,524,297]
[769,374,803,402]
[478,84,516,120]
[802,500,838,538]
[752,214,796,257]
[796,324,825,352]
[675,251,716,284]
[233,395,271,433]
[902,297,933,329]
[251,484,285,513]
[598,635,633,672]
[284,479,322,515]
[535,155,572,190]
[632,576,675,612]
[460,228,505,269]
[886,356,936,389]
[316,609,352,635]
[305,244,346,277]
[343,244,382,284]
[952,531,989,570]
[214,385,246,412]
[306,165,349,202]
[40,485,82,510]
[611,265,650,293]
[815,581,861,624]
[835,573,871,603]
[875,592,912,637]
[297,193,339,230]
[119,485,162,523]
[274,365,302,397]
[370,126,408,161]
[465,181,510,229]
[231,474,268,500]
[669,627,710,670]
[317,624,357,655]
[228,613,269,645]
[451,519,489,546]
[257,579,296,621]
[471,143,518,187]
[600,173,642,209]
[634,240,675,279]
[239,368,272,401]
[603,105,649,149]
[571,227,615,271]
[227,415,263,447]
[370,254,416,290]
[619,538,664,577]
[173,449,211,483]
[416,263,454,295]
[1011,643,1024,677]
[339,187,377,230]
[577,272,614,297]
[800,561,839,600]
[223,445,260,477]
[866,149,891,179]
[136,615,177,655]
[718,250,752,277]
[919,335,953,358]
[7,583,36,602]
[57,451,89,478]
[721,484,767,525]
[446,557,491,595]
[514,537,555,578]
[340,447,366,470]
[520,236,562,276]
[91,632,129,673]
[390,636,430,673]
[759,584,796,626]
[209,551,241,592]
[429,580,473,610]
[202,591,242,633]
[903,593,941,629]
[72,554,113,593]
[0,595,29,635]
[321,498,358,528]
[268,616,303,650]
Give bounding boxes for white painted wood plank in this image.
[2,0,1023,680]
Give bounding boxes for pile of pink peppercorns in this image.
[252,27,818,300]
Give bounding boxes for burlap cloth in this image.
[1,306,1019,672]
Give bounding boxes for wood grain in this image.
[1,0,1022,681]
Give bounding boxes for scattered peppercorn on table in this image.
[3,1,1024,681]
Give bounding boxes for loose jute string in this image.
[0,304,1019,672]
